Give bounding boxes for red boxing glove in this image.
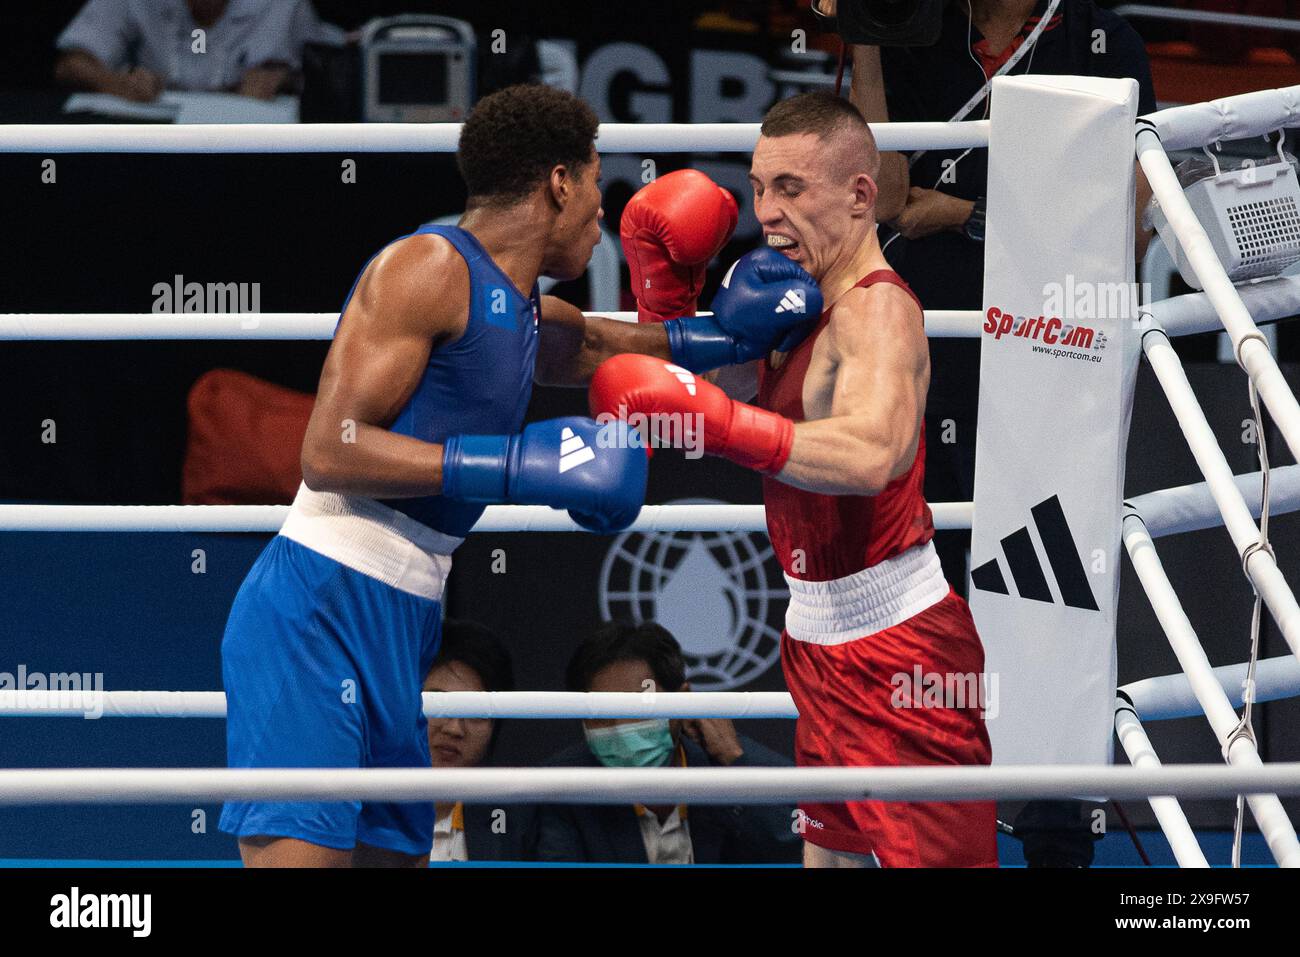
[621,169,738,323]
[589,353,793,474]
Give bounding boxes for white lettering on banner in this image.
[578,43,671,122]
[689,50,775,122]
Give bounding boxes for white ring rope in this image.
[0,121,989,155]
[1143,85,1300,153]
[7,662,1298,719]
[8,461,1294,535]
[0,502,974,533]
[1137,324,1300,666]
[0,310,986,340]
[1120,655,1300,722]
[1126,464,1300,539]
[1,763,1299,806]
[1113,705,1210,868]
[9,301,1293,342]
[1147,276,1300,340]
[1138,129,1300,470]
[0,691,800,720]
[1122,511,1300,866]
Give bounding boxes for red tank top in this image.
[758,270,934,582]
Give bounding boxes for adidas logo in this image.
[971,494,1099,611]
[775,289,806,314]
[664,363,697,396]
[558,427,596,473]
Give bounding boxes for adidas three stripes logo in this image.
[971,494,1099,611]
[558,427,596,473]
[774,289,806,314]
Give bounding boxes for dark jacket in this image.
[531,735,801,864]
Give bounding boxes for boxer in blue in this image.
[218,83,822,867]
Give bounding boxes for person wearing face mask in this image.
[531,622,801,865]
[423,620,533,864]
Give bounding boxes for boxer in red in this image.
[591,91,997,868]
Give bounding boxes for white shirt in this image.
[430,804,468,863]
[57,0,344,91]
[636,805,694,865]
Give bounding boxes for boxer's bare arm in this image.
[775,284,928,495]
[534,295,672,386]
[300,234,468,497]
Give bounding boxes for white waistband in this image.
[783,540,950,645]
[278,483,461,600]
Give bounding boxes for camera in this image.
[832,0,945,47]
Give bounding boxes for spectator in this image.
[423,619,531,863]
[54,0,342,101]
[533,622,801,865]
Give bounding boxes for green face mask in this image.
[584,718,674,768]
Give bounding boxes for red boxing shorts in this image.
[781,546,998,867]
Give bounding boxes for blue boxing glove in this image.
[662,247,823,373]
[441,416,648,534]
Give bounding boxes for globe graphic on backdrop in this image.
[598,498,788,690]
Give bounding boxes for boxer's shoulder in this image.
[826,280,911,329]
[353,233,471,341]
[823,280,925,366]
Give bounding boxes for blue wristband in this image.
[663,316,738,373]
[441,434,511,502]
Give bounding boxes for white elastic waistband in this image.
[784,540,950,645]
[278,483,461,600]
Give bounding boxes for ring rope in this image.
[0,121,990,155]
[1137,329,1300,665]
[1113,705,1212,867]
[0,502,974,533]
[8,460,1300,535]
[1138,127,1300,470]
[0,311,986,340]
[2,764,1300,806]
[4,664,1297,720]
[0,691,800,720]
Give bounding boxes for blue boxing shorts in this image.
[218,485,458,856]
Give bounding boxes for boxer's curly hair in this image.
[457,84,599,206]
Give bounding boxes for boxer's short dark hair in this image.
[566,621,687,693]
[457,84,599,205]
[761,91,879,179]
[760,90,869,140]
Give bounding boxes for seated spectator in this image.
[533,622,801,865]
[424,619,531,863]
[54,0,341,102]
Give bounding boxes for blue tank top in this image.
[337,223,539,537]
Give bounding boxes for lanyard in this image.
[908,0,1063,168]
